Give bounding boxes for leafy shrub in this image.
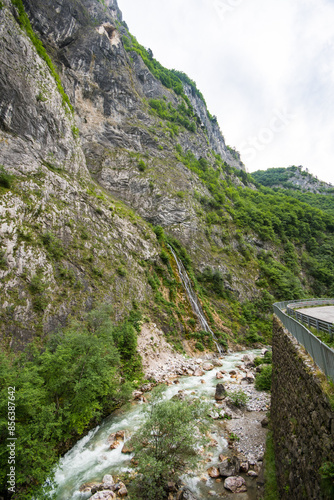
[255,365,272,391]
[36,91,47,102]
[195,341,205,351]
[130,392,209,500]
[41,232,64,260]
[319,461,334,496]
[227,389,249,408]
[117,266,127,277]
[160,249,169,264]
[254,350,272,366]
[176,191,185,199]
[0,165,14,189]
[138,159,147,172]
[245,327,262,345]
[148,98,197,133]
[29,271,49,311]
[153,225,165,241]
[71,126,80,139]
[0,250,7,270]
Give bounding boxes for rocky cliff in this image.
[0,0,257,350]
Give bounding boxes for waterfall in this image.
[168,245,223,355]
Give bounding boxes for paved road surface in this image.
[296,306,334,323]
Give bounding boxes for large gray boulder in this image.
[215,383,227,400]
[224,476,247,493]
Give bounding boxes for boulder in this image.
[118,482,128,496]
[102,475,114,489]
[132,390,143,399]
[207,466,220,478]
[216,371,224,379]
[90,491,116,500]
[224,476,247,493]
[212,359,224,367]
[203,362,214,371]
[79,482,101,493]
[261,416,269,427]
[219,456,240,477]
[239,462,249,473]
[200,379,206,384]
[181,488,199,500]
[121,442,134,453]
[219,459,236,478]
[247,470,258,477]
[215,383,227,401]
[108,431,125,450]
[141,383,154,392]
[193,368,204,376]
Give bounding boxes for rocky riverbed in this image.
[49,349,270,500]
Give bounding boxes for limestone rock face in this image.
[0,0,255,346]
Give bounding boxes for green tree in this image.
[130,390,210,499]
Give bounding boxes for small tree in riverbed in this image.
[130,388,210,499]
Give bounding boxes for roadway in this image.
[296,306,334,323]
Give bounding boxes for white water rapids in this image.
[48,350,263,499]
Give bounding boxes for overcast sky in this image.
[118,0,334,185]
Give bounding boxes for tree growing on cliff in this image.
[130,389,210,499]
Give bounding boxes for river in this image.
[49,349,266,500]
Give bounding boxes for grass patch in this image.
[262,430,279,499]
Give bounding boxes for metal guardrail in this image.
[286,300,334,339]
[273,299,334,382]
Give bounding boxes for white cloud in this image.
[119,0,334,185]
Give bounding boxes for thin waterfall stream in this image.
[168,245,223,355]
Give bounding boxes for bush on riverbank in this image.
[129,389,210,499]
[255,365,272,391]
